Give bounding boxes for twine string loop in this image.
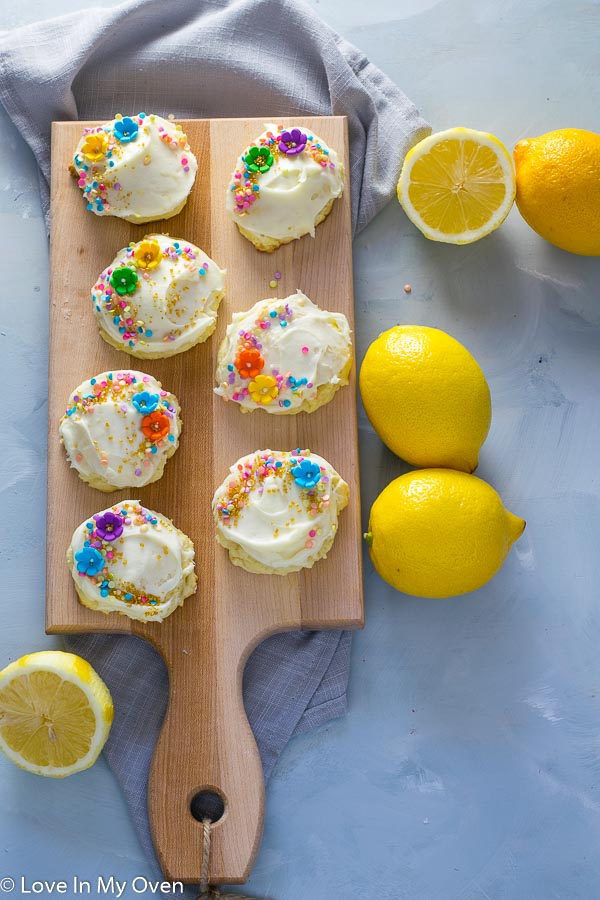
[196,819,271,900]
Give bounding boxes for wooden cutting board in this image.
[47,117,363,885]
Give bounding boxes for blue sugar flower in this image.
[132,391,160,414]
[75,546,105,577]
[114,116,139,143]
[291,458,321,490]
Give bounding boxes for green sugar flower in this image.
[244,145,274,174]
[110,266,139,296]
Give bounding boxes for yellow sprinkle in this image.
[269,280,277,289]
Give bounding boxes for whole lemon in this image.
[366,469,525,598]
[514,128,600,256]
[359,325,491,473]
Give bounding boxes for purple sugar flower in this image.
[94,511,124,542]
[278,128,307,156]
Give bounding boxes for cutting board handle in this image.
[147,635,265,885]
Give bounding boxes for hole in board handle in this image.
[190,789,226,824]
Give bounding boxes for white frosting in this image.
[92,234,226,357]
[73,114,197,221]
[212,450,348,573]
[68,500,196,622]
[225,125,344,242]
[59,370,181,491]
[214,291,351,413]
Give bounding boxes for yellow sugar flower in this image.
[81,132,108,162]
[134,239,162,270]
[249,374,279,405]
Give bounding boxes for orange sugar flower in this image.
[235,346,265,379]
[141,410,170,442]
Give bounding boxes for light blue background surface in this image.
[2,1,600,897]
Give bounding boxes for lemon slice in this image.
[0,651,113,778]
[397,127,516,244]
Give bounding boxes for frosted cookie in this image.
[92,235,226,357]
[71,113,197,222]
[212,449,349,575]
[67,500,196,622]
[59,370,181,492]
[214,291,351,414]
[226,124,344,252]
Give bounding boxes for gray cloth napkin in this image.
[0,0,429,885]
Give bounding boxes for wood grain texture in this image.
[48,117,363,884]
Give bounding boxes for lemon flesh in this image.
[398,127,516,243]
[514,128,600,256]
[359,325,491,473]
[0,651,113,778]
[367,469,525,599]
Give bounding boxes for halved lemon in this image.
[0,650,113,778]
[398,127,516,244]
